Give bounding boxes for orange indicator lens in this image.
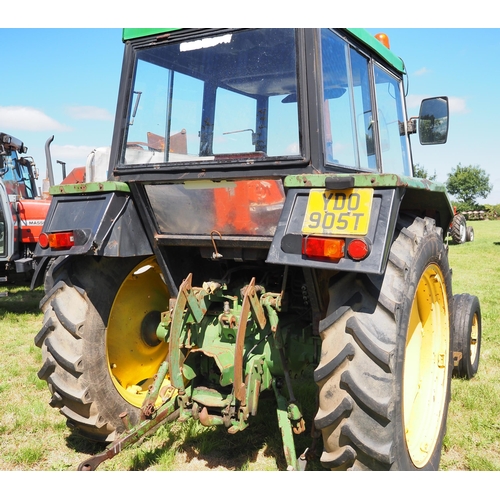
[375,33,390,49]
[302,236,345,261]
[47,231,75,250]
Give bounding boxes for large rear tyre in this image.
[452,293,481,379]
[35,256,170,442]
[315,216,452,470]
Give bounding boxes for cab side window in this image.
[321,29,376,171]
[374,65,411,176]
[321,29,411,175]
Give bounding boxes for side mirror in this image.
[418,96,449,145]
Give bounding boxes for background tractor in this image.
[33,28,481,471]
[0,132,50,293]
[0,133,89,295]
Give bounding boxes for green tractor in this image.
[33,28,481,471]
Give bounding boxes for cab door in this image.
[0,182,15,262]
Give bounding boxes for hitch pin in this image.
[211,230,223,260]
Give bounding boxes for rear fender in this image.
[267,173,454,275]
[34,182,152,259]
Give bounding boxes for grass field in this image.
[1,219,499,471]
[441,219,500,471]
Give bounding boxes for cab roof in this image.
[122,28,405,74]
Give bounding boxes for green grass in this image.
[440,220,500,470]
[1,220,500,471]
[0,283,77,471]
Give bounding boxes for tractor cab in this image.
[1,132,37,261]
[1,132,38,200]
[115,29,447,180]
[1,132,46,272]
[110,28,450,275]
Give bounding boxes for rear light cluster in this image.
[39,231,75,251]
[302,236,370,262]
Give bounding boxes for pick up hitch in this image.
[78,272,317,470]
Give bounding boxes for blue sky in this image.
[0,28,123,185]
[370,28,500,204]
[1,20,499,203]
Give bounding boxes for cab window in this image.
[374,65,411,176]
[321,29,411,175]
[321,29,376,171]
[123,29,300,165]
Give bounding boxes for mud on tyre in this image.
[35,255,170,442]
[314,216,453,470]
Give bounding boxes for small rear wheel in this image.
[452,293,481,379]
[451,214,467,244]
[466,226,474,242]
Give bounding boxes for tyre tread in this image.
[37,264,117,441]
[340,370,391,423]
[345,316,392,371]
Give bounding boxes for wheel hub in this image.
[106,257,170,408]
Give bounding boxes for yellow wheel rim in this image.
[403,264,450,468]
[470,313,479,365]
[107,257,170,408]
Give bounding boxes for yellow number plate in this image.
[302,188,373,236]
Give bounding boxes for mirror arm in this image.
[406,117,417,135]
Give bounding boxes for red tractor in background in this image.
[0,132,85,294]
[0,132,50,290]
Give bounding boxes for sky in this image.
[1,4,499,203]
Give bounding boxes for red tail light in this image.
[302,236,345,261]
[38,232,49,249]
[347,239,370,261]
[40,231,75,250]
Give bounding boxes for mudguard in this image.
[267,173,454,275]
[33,182,152,259]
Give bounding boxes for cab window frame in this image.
[320,29,411,176]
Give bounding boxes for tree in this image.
[413,163,437,181]
[446,163,492,208]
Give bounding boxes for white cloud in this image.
[414,67,431,76]
[51,144,96,161]
[66,106,114,121]
[406,95,469,115]
[448,96,468,114]
[0,106,69,131]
